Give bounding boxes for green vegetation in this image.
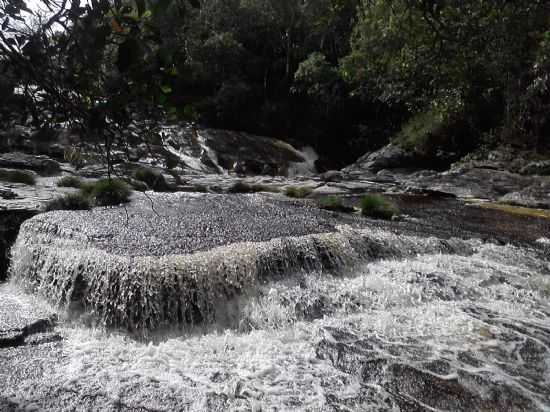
[45,193,92,212]
[360,194,398,220]
[228,181,278,194]
[81,179,132,207]
[134,168,169,191]
[285,186,313,199]
[56,176,83,188]
[46,178,132,210]
[319,196,354,213]
[2,0,550,168]
[0,169,36,185]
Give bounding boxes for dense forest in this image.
[1,0,549,168]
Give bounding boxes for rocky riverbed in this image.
[1,191,549,411]
[1,124,550,411]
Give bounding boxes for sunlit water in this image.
[4,231,550,410]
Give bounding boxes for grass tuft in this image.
[45,192,91,211]
[82,178,132,206]
[320,196,355,213]
[360,194,399,220]
[56,176,83,188]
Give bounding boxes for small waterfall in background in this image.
[287,146,319,177]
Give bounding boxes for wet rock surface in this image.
[11,193,483,332]
[1,127,550,410]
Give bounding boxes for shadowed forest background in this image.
[1,0,550,169]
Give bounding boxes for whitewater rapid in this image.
[3,238,550,411]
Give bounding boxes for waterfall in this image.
[9,193,476,334]
[4,192,550,410]
[287,146,319,176]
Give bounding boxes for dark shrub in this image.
[229,181,278,194]
[56,176,83,188]
[0,169,36,185]
[84,179,132,206]
[361,194,399,220]
[45,193,91,211]
[134,168,169,191]
[320,196,355,213]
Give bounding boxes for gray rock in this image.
[0,187,17,200]
[347,144,417,173]
[0,152,60,176]
[520,160,550,176]
[498,181,550,209]
[320,170,345,182]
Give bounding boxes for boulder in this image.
[0,152,60,176]
[346,144,417,173]
[320,170,345,182]
[204,129,306,176]
[0,187,17,200]
[520,160,550,176]
[498,181,550,209]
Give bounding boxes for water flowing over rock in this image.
[2,224,549,410]
[9,193,474,334]
[139,124,312,176]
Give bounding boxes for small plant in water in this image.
[361,194,399,220]
[56,175,83,188]
[285,186,313,198]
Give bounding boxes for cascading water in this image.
[8,193,475,333]
[3,192,550,411]
[287,146,319,177]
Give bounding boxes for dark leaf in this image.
[116,37,140,73]
[135,0,145,17]
[153,0,172,15]
[2,17,9,31]
[19,1,30,12]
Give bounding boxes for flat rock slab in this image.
[28,193,362,257]
[10,192,477,332]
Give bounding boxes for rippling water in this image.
[4,238,550,411]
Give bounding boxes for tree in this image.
[341,0,550,152]
[0,0,178,175]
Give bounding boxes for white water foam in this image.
[3,238,550,410]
